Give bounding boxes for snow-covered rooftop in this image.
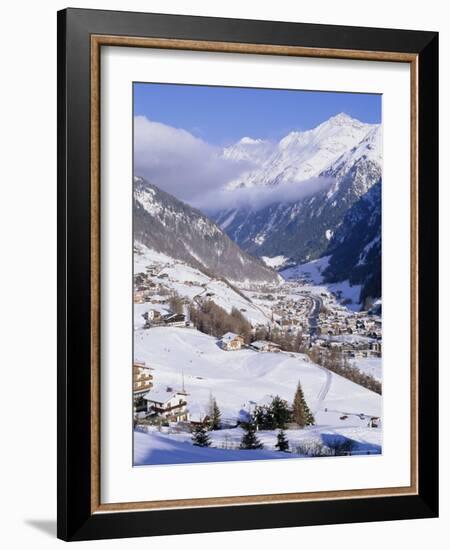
[221,332,240,342]
[144,388,183,404]
[251,340,281,349]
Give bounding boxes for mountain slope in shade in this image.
[134,177,280,285]
[322,180,381,307]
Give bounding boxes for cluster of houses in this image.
[315,310,382,340]
[133,264,171,304]
[271,295,312,332]
[311,336,381,358]
[250,285,382,357]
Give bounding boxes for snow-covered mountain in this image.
[225,113,377,189]
[223,136,273,164]
[214,114,382,305]
[134,176,280,285]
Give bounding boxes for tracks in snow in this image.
[313,365,333,414]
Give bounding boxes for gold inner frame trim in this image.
[90,34,419,514]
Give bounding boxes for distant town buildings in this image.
[133,265,382,360]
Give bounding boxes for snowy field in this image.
[134,327,382,466]
[351,357,382,382]
[281,256,362,311]
[134,424,382,466]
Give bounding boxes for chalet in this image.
[133,361,154,411]
[250,340,281,353]
[162,313,186,327]
[220,332,244,351]
[143,388,189,422]
[147,309,162,321]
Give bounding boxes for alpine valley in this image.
[215,112,382,307]
[132,111,383,466]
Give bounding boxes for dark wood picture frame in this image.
[57,7,439,541]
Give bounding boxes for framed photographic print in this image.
[57,8,439,541]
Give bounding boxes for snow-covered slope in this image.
[134,177,280,285]
[134,326,382,465]
[135,327,381,422]
[134,243,274,326]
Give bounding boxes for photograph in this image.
[132,83,383,466]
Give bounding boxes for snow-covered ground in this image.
[351,357,382,382]
[135,243,272,325]
[134,326,382,466]
[281,256,362,311]
[282,256,331,284]
[134,244,382,466]
[261,255,290,269]
[134,429,296,465]
[134,424,381,466]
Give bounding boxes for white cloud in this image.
[134,116,251,205]
[192,176,334,213]
[134,115,332,212]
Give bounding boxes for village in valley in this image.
[132,244,383,465]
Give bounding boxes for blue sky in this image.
[134,82,381,145]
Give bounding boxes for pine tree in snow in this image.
[239,423,264,450]
[292,381,315,427]
[253,404,276,430]
[191,423,211,447]
[275,429,290,452]
[208,396,222,431]
[270,395,292,429]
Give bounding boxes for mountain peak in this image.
[318,112,369,131]
[329,112,355,123]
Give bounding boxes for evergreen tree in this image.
[270,395,292,429]
[209,396,222,430]
[275,429,290,452]
[239,423,264,450]
[191,423,211,447]
[253,405,267,430]
[292,381,315,427]
[253,404,276,430]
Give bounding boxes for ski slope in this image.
[134,327,382,465]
